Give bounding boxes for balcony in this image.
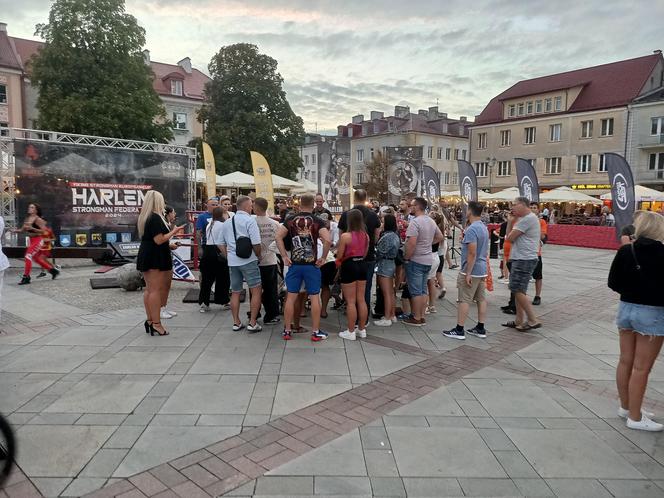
[638,134,664,148]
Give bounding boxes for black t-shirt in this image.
[137,212,172,271]
[338,205,380,262]
[314,207,333,220]
[282,211,325,265]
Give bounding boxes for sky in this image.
[3,0,663,134]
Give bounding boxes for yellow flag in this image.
[250,151,275,214]
[202,142,216,200]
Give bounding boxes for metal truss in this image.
[0,136,16,227]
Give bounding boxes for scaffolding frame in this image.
[0,127,197,229]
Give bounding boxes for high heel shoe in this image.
[144,320,151,334]
[150,322,169,336]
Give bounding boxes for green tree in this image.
[31,0,173,142]
[364,150,389,203]
[199,43,304,177]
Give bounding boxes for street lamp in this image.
[486,156,497,192]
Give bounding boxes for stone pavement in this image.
[3,246,664,497]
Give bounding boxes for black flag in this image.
[457,160,478,203]
[421,164,441,203]
[515,158,540,203]
[605,153,636,240]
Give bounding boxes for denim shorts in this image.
[285,264,321,295]
[616,301,664,336]
[405,260,430,297]
[508,259,538,294]
[376,259,396,278]
[230,261,262,292]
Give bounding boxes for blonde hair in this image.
[634,210,664,243]
[138,190,168,237]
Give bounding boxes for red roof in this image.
[475,54,663,125]
[0,31,22,70]
[11,37,43,70]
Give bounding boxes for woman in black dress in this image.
[136,191,183,336]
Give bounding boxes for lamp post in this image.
[487,156,497,192]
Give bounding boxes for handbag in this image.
[205,222,226,263]
[232,217,254,259]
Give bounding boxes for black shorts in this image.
[339,258,368,285]
[436,254,445,273]
[401,284,411,299]
[321,261,337,287]
[532,256,543,280]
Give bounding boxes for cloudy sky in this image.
[4,0,663,133]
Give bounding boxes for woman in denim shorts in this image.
[374,214,400,326]
[608,211,664,432]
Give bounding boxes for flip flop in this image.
[529,322,543,330]
[516,324,533,331]
[501,321,519,328]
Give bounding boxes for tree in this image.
[31,0,173,142]
[199,43,305,177]
[364,150,389,203]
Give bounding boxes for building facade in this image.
[470,52,664,194]
[338,106,470,191]
[297,133,330,189]
[0,23,28,134]
[627,89,664,189]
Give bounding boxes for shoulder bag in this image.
[233,217,254,259]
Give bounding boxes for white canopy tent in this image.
[439,189,492,201]
[482,186,521,202]
[600,185,664,203]
[193,169,225,185]
[271,174,304,190]
[217,171,256,188]
[292,178,318,194]
[540,186,602,204]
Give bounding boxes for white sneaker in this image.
[247,322,262,333]
[166,309,177,316]
[425,307,431,315]
[627,415,663,432]
[356,328,367,338]
[160,308,173,319]
[374,319,392,327]
[391,316,398,323]
[199,304,209,313]
[339,329,356,341]
[618,406,655,419]
[219,303,231,311]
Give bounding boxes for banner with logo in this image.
[605,153,636,240]
[201,142,217,200]
[421,165,440,204]
[326,138,351,213]
[515,158,540,203]
[172,251,196,281]
[386,146,423,205]
[15,140,189,246]
[250,151,276,214]
[457,160,478,203]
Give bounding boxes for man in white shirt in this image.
[254,197,280,324]
[219,196,262,333]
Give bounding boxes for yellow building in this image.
[470,52,664,194]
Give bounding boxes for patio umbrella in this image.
[600,185,664,202]
[440,189,492,201]
[540,186,602,204]
[482,186,521,202]
[271,174,304,190]
[292,178,318,194]
[217,171,256,188]
[193,169,225,186]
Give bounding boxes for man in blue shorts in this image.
[276,194,331,341]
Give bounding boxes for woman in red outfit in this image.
[14,203,59,285]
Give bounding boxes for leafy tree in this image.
[364,150,389,203]
[31,0,173,142]
[199,43,304,177]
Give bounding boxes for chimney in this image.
[142,49,150,65]
[655,49,662,55]
[460,116,467,122]
[352,114,364,124]
[362,122,372,136]
[442,122,448,134]
[428,106,439,120]
[418,109,428,117]
[440,112,448,119]
[370,111,384,120]
[0,23,7,32]
[394,105,410,118]
[337,125,348,137]
[177,57,192,74]
[458,124,465,136]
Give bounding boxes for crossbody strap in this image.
[232,216,238,242]
[630,243,641,271]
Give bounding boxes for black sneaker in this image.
[282,330,292,341]
[18,275,31,285]
[532,296,541,305]
[37,271,47,278]
[502,307,516,315]
[500,305,512,311]
[442,328,465,340]
[467,326,487,338]
[264,317,281,324]
[49,268,60,279]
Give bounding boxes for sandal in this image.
[518,322,542,331]
[150,322,170,336]
[501,321,519,329]
[290,324,309,334]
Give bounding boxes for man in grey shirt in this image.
[505,196,541,331]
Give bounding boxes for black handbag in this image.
[232,217,254,259]
[205,222,226,263]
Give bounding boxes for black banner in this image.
[386,147,423,205]
[605,153,636,240]
[15,140,189,246]
[325,138,351,213]
[457,160,477,203]
[515,158,540,203]
[421,165,440,204]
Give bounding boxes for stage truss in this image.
[0,128,197,228]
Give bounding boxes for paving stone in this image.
[369,476,406,496]
[255,476,313,495]
[477,428,517,451]
[493,450,539,478]
[105,426,146,449]
[364,449,400,477]
[315,476,372,495]
[31,477,72,497]
[383,415,429,427]
[458,477,521,496]
[61,477,107,497]
[359,426,391,450]
[160,382,253,414]
[197,414,246,426]
[271,382,350,416]
[599,479,664,497]
[27,412,81,425]
[402,477,464,497]
[77,414,128,426]
[81,448,129,477]
[513,478,556,496]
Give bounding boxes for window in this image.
[170,80,183,96]
[356,172,364,184]
[651,117,664,135]
[581,120,593,139]
[535,100,542,113]
[576,154,592,173]
[452,172,458,185]
[462,149,467,160]
[0,122,8,137]
[518,103,525,116]
[524,127,536,144]
[598,154,607,173]
[304,155,309,165]
[477,132,487,150]
[454,149,459,160]
[500,130,511,147]
[370,148,374,159]
[527,101,533,114]
[437,147,443,159]
[0,84,6,104]
[311,171,316,182]
[554,96,562,111]
[172,112,187,130]
[650,153,664,178]
[311,154,316,165]
[444,172,450,184]
[545,98,552,112]
[304,171,309,179]
[549,123,562,142]
[356,149,364,162]
[508,105,516,117]
[600,118,614,137]
[427,146,433,159]
[445,148,451,160]
[476,162,488,177]
[497,161,511,176]
[545,157,562,175]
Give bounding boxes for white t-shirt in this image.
[255,215,279,266]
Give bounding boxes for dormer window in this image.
[171,80,183,96]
